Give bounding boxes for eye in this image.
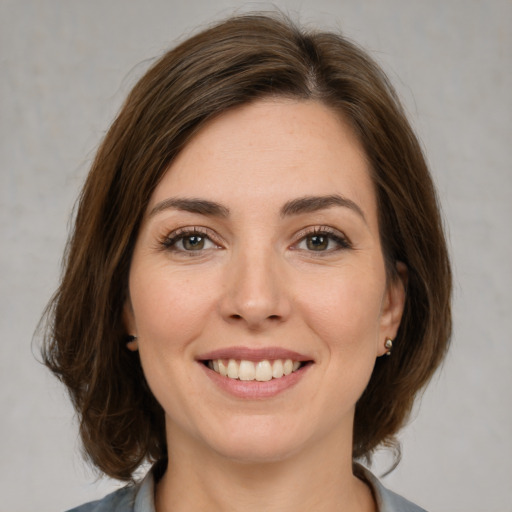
[178,234,211,251]
[161,228,220,253]
[294,227,351,253]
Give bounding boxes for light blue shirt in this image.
[67,465,427,512]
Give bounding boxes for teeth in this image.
[209,358,303,381]
[272,359,284,378]
[218,360,228,376]
[255,360,273,381]
[239,360,256,381]
[227,359,238,379]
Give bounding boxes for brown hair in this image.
[42,12,451,480]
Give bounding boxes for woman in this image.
[42,13,451,512]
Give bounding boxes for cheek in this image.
[297,266,386,354]
[128,265,214,415]
[129,264,217,346]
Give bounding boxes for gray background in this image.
[1,1,511,511]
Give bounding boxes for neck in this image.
[155,425,375,512]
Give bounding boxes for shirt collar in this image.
[132,462,421,512]
[133,468,156,512]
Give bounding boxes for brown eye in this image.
[294,229,351,253]
[162,229,219,253]
[306,234,329,251]
[182,235,205,250]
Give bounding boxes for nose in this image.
[219,245,292,330]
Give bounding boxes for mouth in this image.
[198,347,313,399]
[198,347,314,383]
[203,358,310,381]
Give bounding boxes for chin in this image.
[204,418,309,464]
[214,438,303,465]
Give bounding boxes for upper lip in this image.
[197,346,313,362]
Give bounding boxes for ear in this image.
[123,299,139,352]
[377,261,407,356]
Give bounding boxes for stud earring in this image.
[384,338,393,356]
[126,335,138,351]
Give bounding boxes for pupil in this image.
[184,235,204,250]
[308,235,328,251]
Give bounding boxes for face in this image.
[125,99,405,464]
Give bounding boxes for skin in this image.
[125,99,406,512]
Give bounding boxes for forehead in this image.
[149,99,376,225]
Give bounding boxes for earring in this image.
[384,338,393,356]
[127,335,138,351]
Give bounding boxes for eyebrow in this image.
[149,198,230,218]
[280,194,366,223]
[149,194,366,223]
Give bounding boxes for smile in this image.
[206,359,303,381]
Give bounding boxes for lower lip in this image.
[200,363,311,399]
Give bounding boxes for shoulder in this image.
[355,464,428,512]
[376,483,428,512]
[65,485,137,512]
[65,470,155,512]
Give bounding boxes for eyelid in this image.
[159,226,224,251]
[291,225,352,251]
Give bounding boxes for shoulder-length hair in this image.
[42,13,451,480]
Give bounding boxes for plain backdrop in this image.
[1,1,511,511]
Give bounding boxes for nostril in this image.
[230,313,281,322]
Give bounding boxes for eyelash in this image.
[158,225,351,255]
[292,226,352,253]
[159,227,221,254]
